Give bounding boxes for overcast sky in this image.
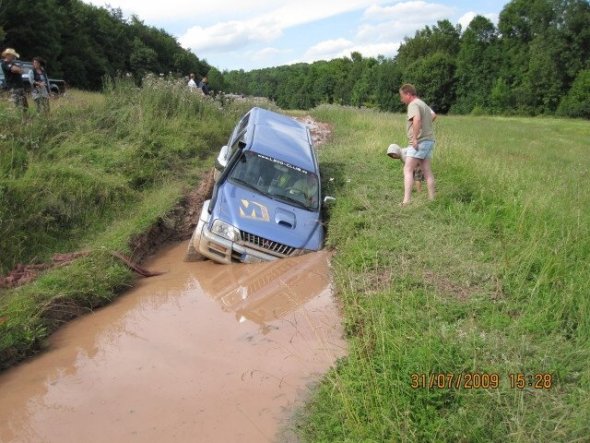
[83,0,507,72]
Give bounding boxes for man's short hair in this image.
[399,83,417,96]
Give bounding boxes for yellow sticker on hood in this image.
[239,199,270,222]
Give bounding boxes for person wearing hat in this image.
[387,144,424,193]
[1,48,28,111]
[399,83,436,205]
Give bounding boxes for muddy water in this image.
[0,243,345,443]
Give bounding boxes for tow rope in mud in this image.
[108,251,165,278]
[0,251,165,289]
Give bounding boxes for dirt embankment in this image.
[0,171,215,290]
[296,115,332,147]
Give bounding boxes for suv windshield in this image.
[229,151,319,210]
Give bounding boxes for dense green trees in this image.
[223,0,590,117]
[452,16,499,114]
[0,0,210,89]
[557,69,590,118]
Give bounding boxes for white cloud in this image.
[250,47,291,61]
[83,0,507,70]
[350,42,401,58]
[86,0,392,44]
[458,12,478,30]
[178,0,391,55]
[180,0,457,61]
[301,38,354,61]
[179,20,282,53]
[457,11,500,30]
[83,0,279,23]
[297,39,400,64]
[358,1,455,43]
[356,21,421,44]
[363,1,454,21]
[84,0,399,68]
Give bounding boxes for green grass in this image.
[0,78,277,368]
[296,106,590,442]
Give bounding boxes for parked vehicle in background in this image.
[0,60,66,95]
[187,107,332,264]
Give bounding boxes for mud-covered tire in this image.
[184,230,201,262]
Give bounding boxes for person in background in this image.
[30,57,50,114]
[199,76,210,95]
[1,48,28,111]
[398,83,436,205]
[187,73,197,90]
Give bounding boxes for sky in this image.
[83,0,509,72]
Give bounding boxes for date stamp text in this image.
[410,372,553,390]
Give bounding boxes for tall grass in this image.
[0,78,268,273]
[0,78,276,368]
[297,106,590,441]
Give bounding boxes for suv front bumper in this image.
[192,201,283,264]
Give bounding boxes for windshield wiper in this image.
[230,177,260,193]
[274,194,309,210]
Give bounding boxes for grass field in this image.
[295,106,590,442]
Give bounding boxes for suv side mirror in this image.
[215,145,229,170]
[323,196,336,205]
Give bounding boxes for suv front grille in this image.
[240,230,296,256]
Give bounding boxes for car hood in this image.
[212,181,323,250]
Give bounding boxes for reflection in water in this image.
[0,243,345,443]
[195,250,331,333]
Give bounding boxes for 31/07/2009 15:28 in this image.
[410,372,553,389]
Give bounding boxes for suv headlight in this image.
[211,219,240,242]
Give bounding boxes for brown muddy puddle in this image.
[0,243,345,443]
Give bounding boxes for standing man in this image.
[399,83,436,205]
[1,48,28,111]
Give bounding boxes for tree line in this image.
[0,0,210,89]
[2,0,588,118]
[223,0,590,118]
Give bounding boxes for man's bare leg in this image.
[403,157,420,204]
[421,158,435,200]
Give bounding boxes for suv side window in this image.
[236,113,249,134]
[228,113,249,144]
[221,113,249,164]
[228,113,250,140]
[229,129,247,156]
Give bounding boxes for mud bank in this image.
[0,242,345,442]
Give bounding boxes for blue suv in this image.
[187,107,329,264]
